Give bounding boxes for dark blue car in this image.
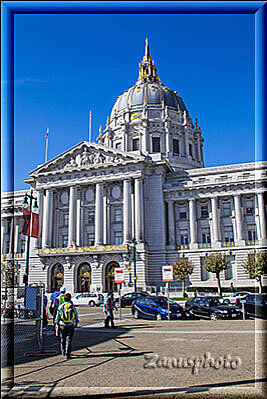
[131,296,186,320]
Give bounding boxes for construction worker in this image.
[55,293,79,359]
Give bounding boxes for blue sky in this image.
[4,12,255,191]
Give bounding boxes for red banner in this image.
[31,212,39,238]
[22,208,31,236]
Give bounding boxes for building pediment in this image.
[29,141,146,178]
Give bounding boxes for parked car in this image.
[72,293,104,307]
[244,294,267,319]
[131,296,186,320]
[185,296,243,320]
[222,291,251,305]
[114,292,150,307]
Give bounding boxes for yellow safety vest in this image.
[58,294,65,306]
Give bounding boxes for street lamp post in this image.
[23,190,38,286]
[132,238,137,293]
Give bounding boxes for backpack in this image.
[60,302,75,323]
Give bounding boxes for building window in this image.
[179,207,187,219]
[5,239,10,254]
[115,143,121,150]
[88,209,95,224]
[132,138,139,151]
[222,202,231,217]
[114,231,123,245]
[189,143,193,157]
[225,256,235,280]
[179,230,189,246]
[224,226,234,243]
[62,235,68,248]
[114,208,122,222]
[247,227,257,241]
[88,233,95,246]
[152,137,160,153]
[64,213,69,226]
[201,205,209,218]
[245,200,254,215]
[20,240,26,254]
[173,139,179,155]
[201,228,211,244]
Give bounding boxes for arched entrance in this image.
[104,262,119,292]
[77,263,91,292]
[51,263,64,292]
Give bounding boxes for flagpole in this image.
[89,110,92,143]
[45,127,49,163]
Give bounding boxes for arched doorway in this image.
[51,263,64,292]
[77,263,91,292]
[104,262,119,292]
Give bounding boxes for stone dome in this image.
[110,82,186,118]
[101,39,204,172]
[110,38,186,118]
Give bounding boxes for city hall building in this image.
[2,40,267,294]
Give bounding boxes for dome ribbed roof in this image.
[110,39,187,118]
[111,83,186,117]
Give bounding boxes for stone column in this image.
[211,197,221,247]
[14,217,20,254]
[135,177,144,242]
[257,192,267,242]
[68,186,77,247]
[76,198,81,246]
[189,198,198,248]
[42,189,53,248]
[184,130,189,158]
[95,183,103,245]
[197,136,202,162]
[167,201,175,247]
[8,217,14,254]
[234,194,244,244]
[1,218,6,253]
[123,179,132,244]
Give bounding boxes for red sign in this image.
[31,212,39,238]
[162,265,173,282]
[22,209,31,236]
[22,209,39,238]
[114,268,125,283]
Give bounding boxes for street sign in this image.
[162,265,173,282]
[114,267,125,283]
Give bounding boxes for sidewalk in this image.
[2,318,266,398]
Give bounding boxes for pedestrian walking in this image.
[55,293,79,359]
[103,291,116,329]
[43,293,48,329]
[53,287,66,324]
[49,289,60,320]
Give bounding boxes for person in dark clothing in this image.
[43,294,48,328]
[103,291,116,329]
[55,293,79,359]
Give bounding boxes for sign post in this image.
[162,266,173,321]
[114,268,125,321]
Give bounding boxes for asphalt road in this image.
[2,305,267,398]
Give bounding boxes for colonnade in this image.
[39,177,144,249]
[167,192,267,248]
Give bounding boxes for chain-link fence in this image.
[1,284,45,367]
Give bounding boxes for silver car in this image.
[72,293,104,307]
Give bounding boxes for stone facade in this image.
[1,40,267,294]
